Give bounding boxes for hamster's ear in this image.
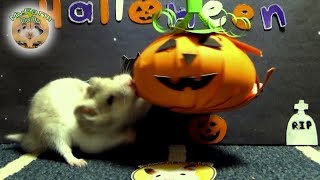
[144,168,156,174]
[86,77,102,97]
[88,77,102,85]
[86,86,96,98]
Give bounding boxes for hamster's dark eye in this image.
[106,95,114,106]
[22,26,26,29]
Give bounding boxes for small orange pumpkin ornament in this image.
[133,33,275,114]
[189,115,227,144]
[128,0,162,24]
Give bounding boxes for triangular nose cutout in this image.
[183,53,197,64]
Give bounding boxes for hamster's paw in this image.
[67,158,88,167]
[74,105,98,120]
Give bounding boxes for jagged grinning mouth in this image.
[200,130,220,141]
[139,16,152,20]
[154,73,217,91]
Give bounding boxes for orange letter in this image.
[100,0,109,24]
[39,0,62,28]
[232,4,255,30]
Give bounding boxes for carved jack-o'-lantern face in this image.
[128,0,162,24]
[133,33,274,114]
[189,115,227,144]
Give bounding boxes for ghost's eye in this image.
[106,95,114,106]
[180,173,186,175]
[155,174,161,177]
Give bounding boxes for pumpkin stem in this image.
[259,67,276,91]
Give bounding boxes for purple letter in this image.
[167,2,195,29]
[68,1,93,24]
[260,4,287,30]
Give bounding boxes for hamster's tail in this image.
[5,133,24,142]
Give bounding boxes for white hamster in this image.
[6,74,151,167]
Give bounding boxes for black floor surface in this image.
[1,143,320,179]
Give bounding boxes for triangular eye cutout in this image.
[199,36,221,49]
[136,7,142,11]
[156,39,176,52]
[183,53,197,64]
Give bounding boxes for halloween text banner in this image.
[38,0,287,31]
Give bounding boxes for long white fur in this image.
[5,74,151,167]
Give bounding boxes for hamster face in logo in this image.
[18,22,43,40]
[11,14,49,49]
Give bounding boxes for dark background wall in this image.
[0,0,319,144]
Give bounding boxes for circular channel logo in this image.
[7,6,56,56]
[12,14,49,49]
[10,9,50,49]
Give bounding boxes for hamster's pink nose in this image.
[129,80,136,91]
[76,106,97,116]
